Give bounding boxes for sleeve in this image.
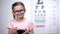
[7,21,13,29]
[29,22,35,30]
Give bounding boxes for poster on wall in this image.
[32,0,57,28]
[32,0,46,27]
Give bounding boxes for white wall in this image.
[58,0,60,34]
[0,0,60,34]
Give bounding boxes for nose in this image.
[18,12,21,14]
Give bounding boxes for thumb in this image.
[15,27,17,30]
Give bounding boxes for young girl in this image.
[7,2,35,34]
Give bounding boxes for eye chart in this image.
[32,0,57,26]
[31,0,58,33]
[32,0,46,26]
[34,0,46,26]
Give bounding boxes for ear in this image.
[24,9,26,13]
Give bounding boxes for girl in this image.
[7,2,35,34]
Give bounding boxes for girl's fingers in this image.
[22,30,29,34]
[15,27,17,30]
[22,32,26,34]
[12,27,17,34]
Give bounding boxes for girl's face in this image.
[13,5,25,19]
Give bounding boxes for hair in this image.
[12,2,25,19]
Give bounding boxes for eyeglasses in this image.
[13,9,25,13]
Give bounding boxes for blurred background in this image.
[0,0,60,34]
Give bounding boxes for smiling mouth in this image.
[16,14,23,16]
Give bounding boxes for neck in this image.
[15,17,24,22]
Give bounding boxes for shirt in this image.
[7,19,35,31]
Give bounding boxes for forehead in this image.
[13,5,24,11]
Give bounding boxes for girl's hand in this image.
[22,30,30,34]
[12,27,18,34]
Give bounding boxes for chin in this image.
[18,16,23,19]
[19,18,23,19]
